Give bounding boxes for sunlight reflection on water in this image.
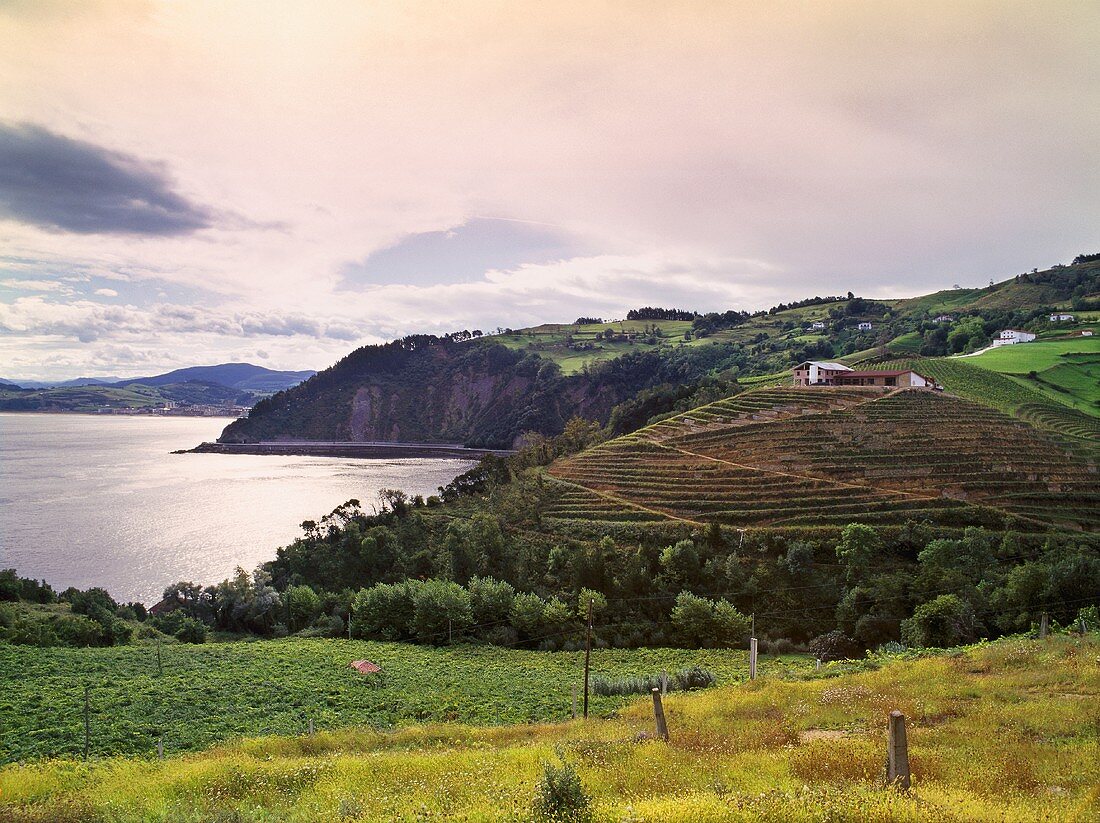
[0,413,473,603]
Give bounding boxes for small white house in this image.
[1081,330,1093,337]
[857,322,873,331]
[992,329,1036,347]
[810,321,826,330]
[1049,313,1075,322]
[933,314,954,323]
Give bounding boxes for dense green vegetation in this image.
[2,635,1096,821]
[0,640,790,763]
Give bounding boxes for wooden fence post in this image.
[651,688,669,742]
[571,682,577,719]
[1039,612,1049,639]
[886,710,910,790]
[582,599,593,719]
[749,637,758,680]
[308,717,314,736]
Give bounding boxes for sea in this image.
[0,413,474,604]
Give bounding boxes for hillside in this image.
[0,363,315,414]
[1,635,1095,821]
[219,334,752,448]
[219,258,1099,447]
[0,380,252,413]
[547,387,1100,532]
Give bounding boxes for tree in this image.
[286,585,322,632]
[351,582,416,640]
[835,524,881,585]
[658,540,700,591]
[411,580,473,644]
[468,576,515,626]
[713,600,751,646]
[670,591,716,647]
[901,594,979,648]
[510,592,547,638]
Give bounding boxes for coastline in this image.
[183,440,513,459]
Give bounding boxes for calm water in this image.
[0,413,473,603]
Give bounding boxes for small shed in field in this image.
[349,660,382,675]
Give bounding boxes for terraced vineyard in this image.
[548,387,1100,531]
[873,357,1100,445]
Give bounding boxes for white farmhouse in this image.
[810,321,826,330]
[1049,313,1075,322]
[992,329,1036,347]
[933,314,955,323]
[857,322,873,331]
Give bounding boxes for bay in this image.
[0,413,473,603]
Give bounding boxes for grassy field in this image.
[0,640,804,763]
[960,340,1099,417]
[494,320,695,375]
[547,387,1100,531]
[1,635,1095,822]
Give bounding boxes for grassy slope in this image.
[0,641,800,763]
[1,635,1096,822]
[960,340,1100,418]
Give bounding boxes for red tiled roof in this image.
[350,660,382,674]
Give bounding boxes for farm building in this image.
[792,361,935,388]
[857,322,873,331]
[993,329,1036,347]
[933,314,955,323]
[1049,313,1075,322]
[832,369,935,388]
[792,361,852,386]
[810,321,827,330]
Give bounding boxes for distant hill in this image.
[1,363,314,393]
[114,363,316,393]
[0,363,316,414]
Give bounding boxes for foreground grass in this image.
[0,640,805,762]
[1,635,1096,822]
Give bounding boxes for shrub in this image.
[531,755,592,823]
[901,594,979,648]
[808,630,860,662]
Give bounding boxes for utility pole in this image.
[83,684,91,761]
[582,598,593,719]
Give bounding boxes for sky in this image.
[0,1,1097,380]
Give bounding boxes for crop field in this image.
[0,640,802,763]
[1,635,1095,822]
[548,387,1100,531]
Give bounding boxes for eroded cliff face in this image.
[219,337,675,449]
[220,341,570,448]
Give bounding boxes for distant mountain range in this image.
[2,363,315,392]
[0,363,317,414]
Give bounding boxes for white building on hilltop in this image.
[993,329,1036,347]
[1049,313,1074,322]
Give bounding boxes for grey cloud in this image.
[0,122,214,235]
